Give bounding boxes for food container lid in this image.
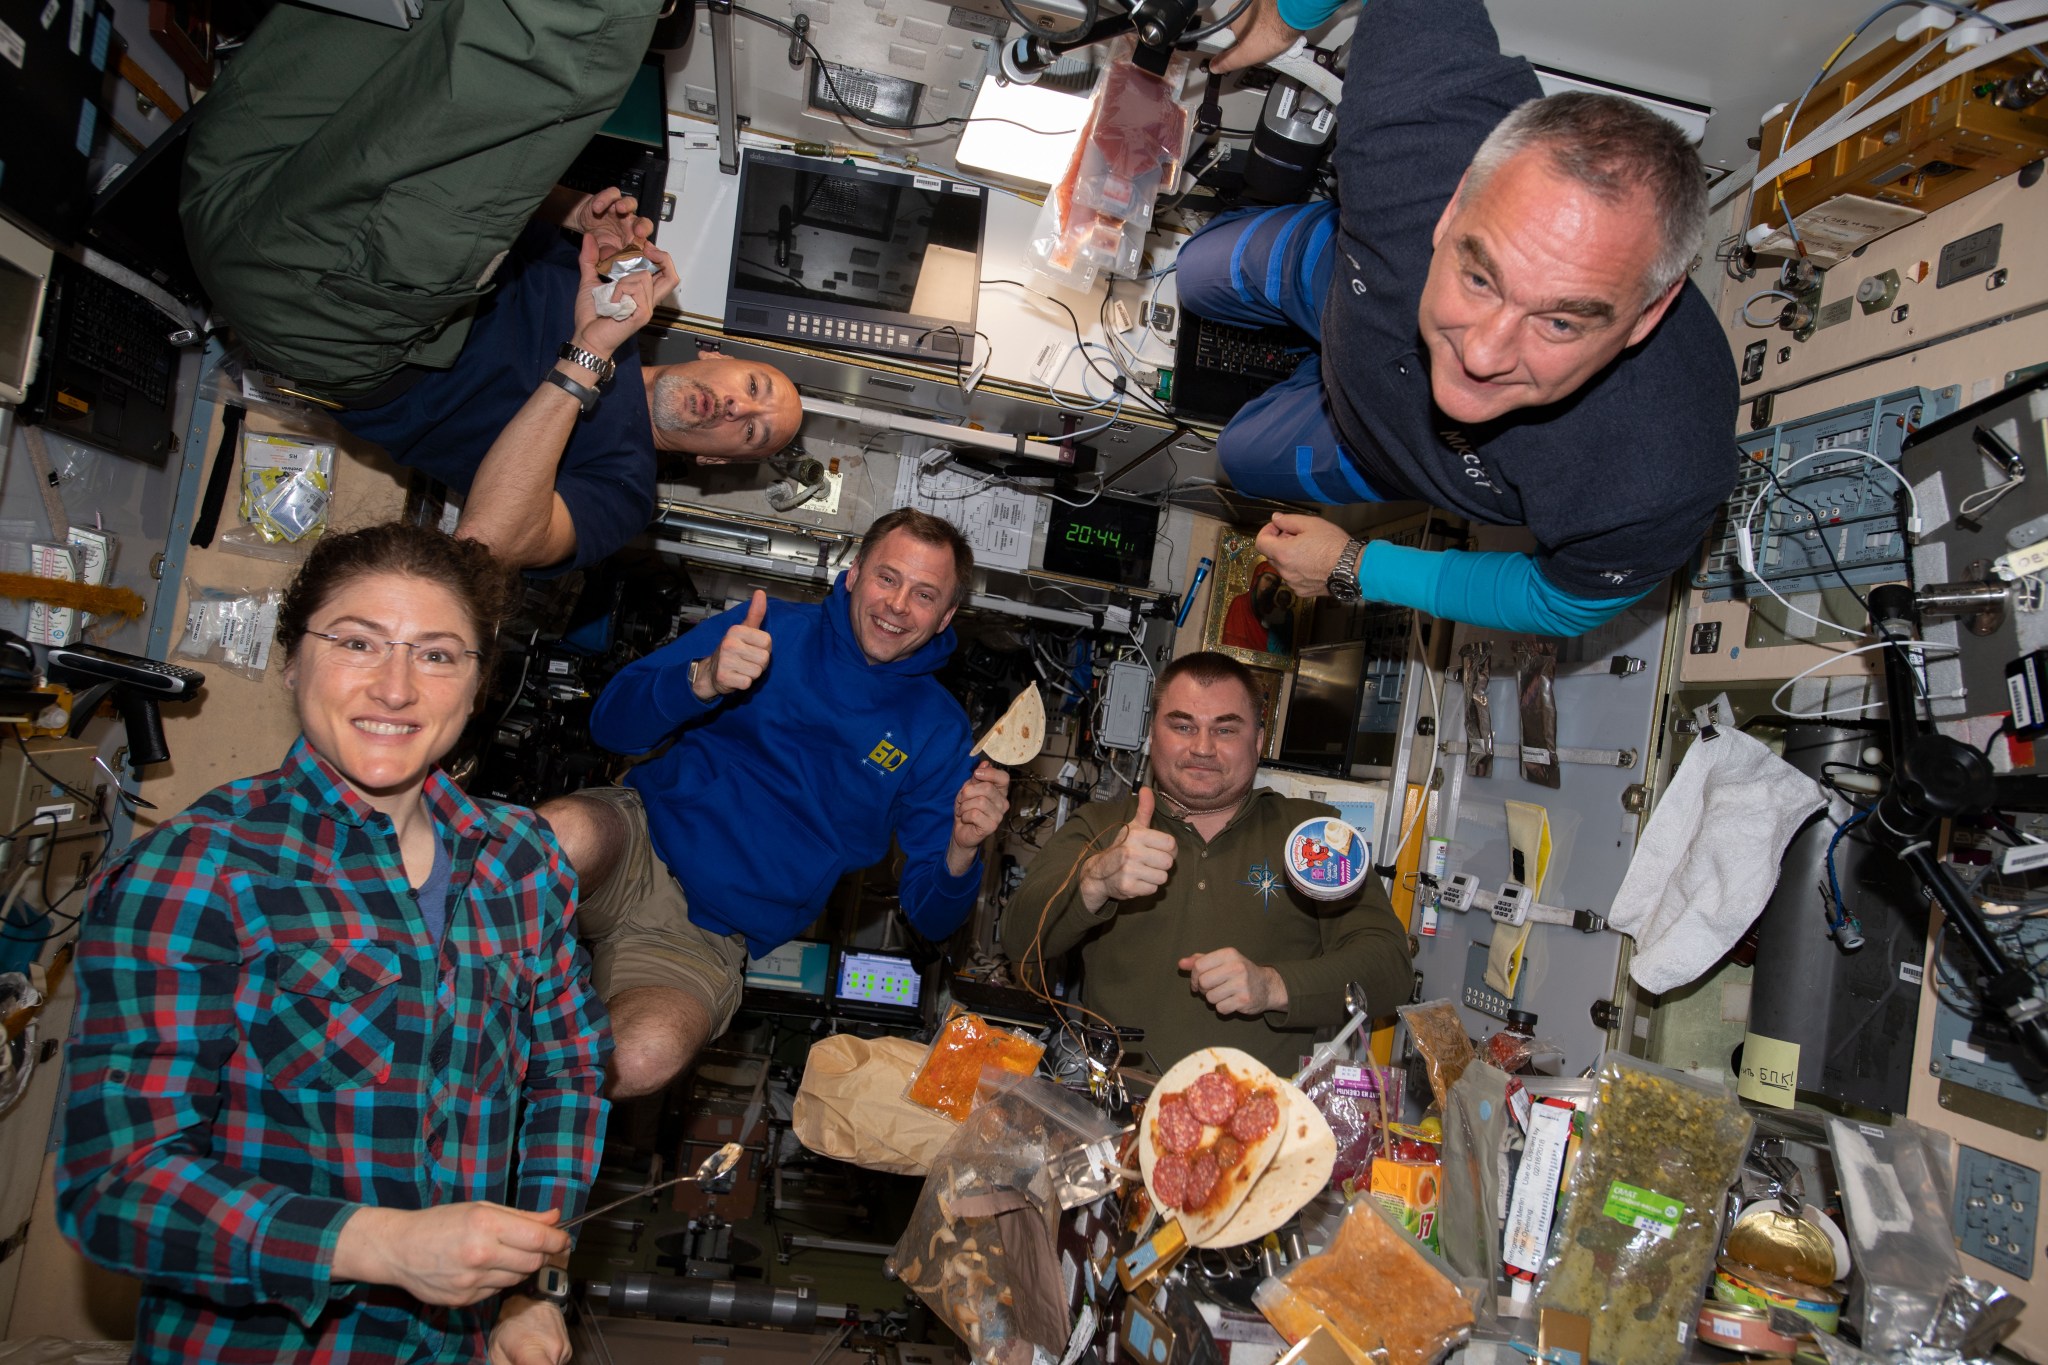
[1284,818,1368,900]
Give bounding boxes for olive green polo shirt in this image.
[1001,787,1413,1075]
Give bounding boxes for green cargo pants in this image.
[181,0,663,400]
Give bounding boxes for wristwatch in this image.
[557,342,616,387]
[525,1264,570,1309]
[543,368,601,416]
[1326,538,1367,602]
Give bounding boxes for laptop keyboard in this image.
[1191,320,1300,384]
[65,267,174,407]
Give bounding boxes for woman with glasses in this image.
[57,522,608,1365]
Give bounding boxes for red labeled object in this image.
[1184,1152,1221,1210]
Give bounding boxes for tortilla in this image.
[1209,1083,1337,1246]
[972,684,1047,765]
[1138,1047,1293,1247]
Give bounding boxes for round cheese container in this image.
[1284,817,1368,901]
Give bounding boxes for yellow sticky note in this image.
[1738,1033,1801,1109]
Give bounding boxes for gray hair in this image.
[1460,91,1707,304]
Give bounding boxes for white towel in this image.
[1608,726,1825,993]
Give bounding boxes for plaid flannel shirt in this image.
[57,738,610,1364]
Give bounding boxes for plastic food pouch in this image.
[1399,999,1474,1112]
[1296,1056,1402,1189]
[1826,1114,1962,1353]
[1026,37,1190,292]
[889,1074,1120,1364]
[1438,1059,1511,1291]
[1253,1197,1475,1365]
[907,1005,1046,1122]
[1532,1052,1753,1365]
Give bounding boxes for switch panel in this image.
[1953,1145,2039,1280]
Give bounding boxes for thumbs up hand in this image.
[1079,787,1179,912]
[693,589,775,700]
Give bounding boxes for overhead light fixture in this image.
[1530,64,1714,145]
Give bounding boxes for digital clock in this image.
[1042,495,1158,587]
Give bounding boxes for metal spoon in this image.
[1291,981,1372,1085]
[561,1140,745,1231]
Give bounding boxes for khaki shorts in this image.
[567,785,750,1037]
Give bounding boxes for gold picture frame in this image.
[1247,666,1289,760]
[1204,529,1308,670]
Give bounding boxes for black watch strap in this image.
[528,1264,571,1307]
[543,368,601,416]
[557,342,615,386]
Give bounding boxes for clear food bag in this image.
[1531,1053,1753,1365]
[906,1006,1047,1123]
[1024,38,1191,292]
[1253,1197,1477,1365]
[1826,1114,1962,1353]
[888,1074,1121,1365]
[225,431,335,561]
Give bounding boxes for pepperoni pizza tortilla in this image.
[1137,1047,1327,1247]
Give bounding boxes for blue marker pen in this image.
[1176,556,1213,628]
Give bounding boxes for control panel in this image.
[1954,1145,2040,1281]
[1695,387,1953,603]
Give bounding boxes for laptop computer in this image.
[1168,311,1310,426]
[21,255,182,467]
[831,947,927,1026]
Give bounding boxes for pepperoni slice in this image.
[1229,1089,1280,1142]
[1183,1152,1221,1210]
[1153,1152,1191,1210]
[1155,1097,1203,1155]
[1185,1070,1243,1125]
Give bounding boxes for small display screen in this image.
[732,153,983,329]
[836,950,923,1012]
[1042,495,1159,587]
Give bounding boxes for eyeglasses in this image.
[304,630,481,677]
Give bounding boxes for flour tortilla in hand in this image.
[972,684,1047,765]
[1139,1047,1325,1247]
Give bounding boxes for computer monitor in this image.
[832,948,925,1023]
[0,215,53,408]
[745,939,833,997]
[724,148,987,367]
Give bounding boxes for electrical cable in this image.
[999,0,1099,43]
[1769,639,1959,720]
[1739,446,1917,637]
[1179,0,1256,44]
[1824,809,1870,948]
[1757,1,2048,248]
[1740,289,1799,328]
[1385,612,1442,874]
[736,7,1091,133]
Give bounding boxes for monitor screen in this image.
[1041,494,1159,587]
[835,950,923,1013]
[745,939,832,996]
[726,150,985,365]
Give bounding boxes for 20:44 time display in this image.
[1064,523,1128,551]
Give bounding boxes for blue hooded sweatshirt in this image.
[590,574,982,956]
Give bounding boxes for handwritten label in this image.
[1737,1031,1800,1109]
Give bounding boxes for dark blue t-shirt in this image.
[1316,0,1737,600]
[414,835,453,947]
[337,224,657,575]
